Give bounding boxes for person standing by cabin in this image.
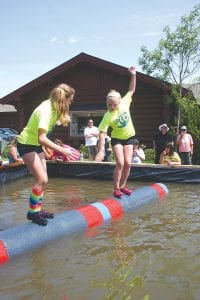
[84,119,99,160]
[8,137,23,164]
[0,137,3,165]
[153,124,173,164]
[96,66,136,198]
[176,126,193,165]
[17,83,75,226]
[104,135,112,162]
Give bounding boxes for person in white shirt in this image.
[132,139,145,164]
[84,119,99,160]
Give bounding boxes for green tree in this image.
[139,4,200,133]
[169,86,200,163]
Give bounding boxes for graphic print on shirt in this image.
[114,111,129,128]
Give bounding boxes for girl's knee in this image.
[116,161,124,169]
[39,175,48,187]
[124,161,132,168]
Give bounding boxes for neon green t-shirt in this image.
[98,91,135,139]
[18,99,58,146]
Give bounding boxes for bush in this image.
[144,148,155,163]
[79,144,89,159]
[2,143,9,160]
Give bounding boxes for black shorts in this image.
[111,136,134,146]
[17,142,43,157]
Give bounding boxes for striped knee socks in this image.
[29,187,43,214]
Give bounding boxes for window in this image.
[70,110,105,136]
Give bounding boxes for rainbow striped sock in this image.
[29,187,43,214]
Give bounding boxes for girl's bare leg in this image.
[119,144,133,188]
[112,144,124,190]
[22,151,49,225]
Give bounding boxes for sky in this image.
[0,0,199,98]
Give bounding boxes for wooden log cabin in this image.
[0,52,174,148]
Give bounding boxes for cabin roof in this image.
[183,83,200,104]
[0,52,169,105]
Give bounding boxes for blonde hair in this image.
[50,83,75,127]
[106,90,121,108]
[106,90,121,101]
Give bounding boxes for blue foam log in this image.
[0,183,169,264]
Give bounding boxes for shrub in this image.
[144,148,155,163]
[79,144,89,159]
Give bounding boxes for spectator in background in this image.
[84,119,99,160]
[153,123,173,164]
[104,135,112,162]
[159,142,181,167]
[0,136,7,165]
[43,146,55,160]
[8,137,23,164]
[53,139,80,161]
[0,137,3,165]
[132,139,145,164]
[97,134,112,162]
[53,139,68,160]
[176,126,193,165]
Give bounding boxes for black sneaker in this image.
[39,210,54,219]
[27,212,48,226]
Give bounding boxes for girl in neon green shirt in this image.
[17,83,75,225]
[96,66,136,198]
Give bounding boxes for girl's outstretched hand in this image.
[62,147,74,159]
[128,66,136,76]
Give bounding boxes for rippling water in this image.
[0,177,199,300]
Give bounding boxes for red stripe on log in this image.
[0,240,9,264]
[151,183,166,199]
[101,198,124,219]
[76,205,104,227]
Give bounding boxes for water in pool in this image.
[0,177,199,300]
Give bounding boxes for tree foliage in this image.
[168,86,200,163]
[139,4,200,86]
[139,4,200,163]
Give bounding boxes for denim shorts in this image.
[17,142,43,157]
[111,136,134,146]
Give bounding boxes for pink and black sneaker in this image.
[113,189,123,198]
[120,186,132,195]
